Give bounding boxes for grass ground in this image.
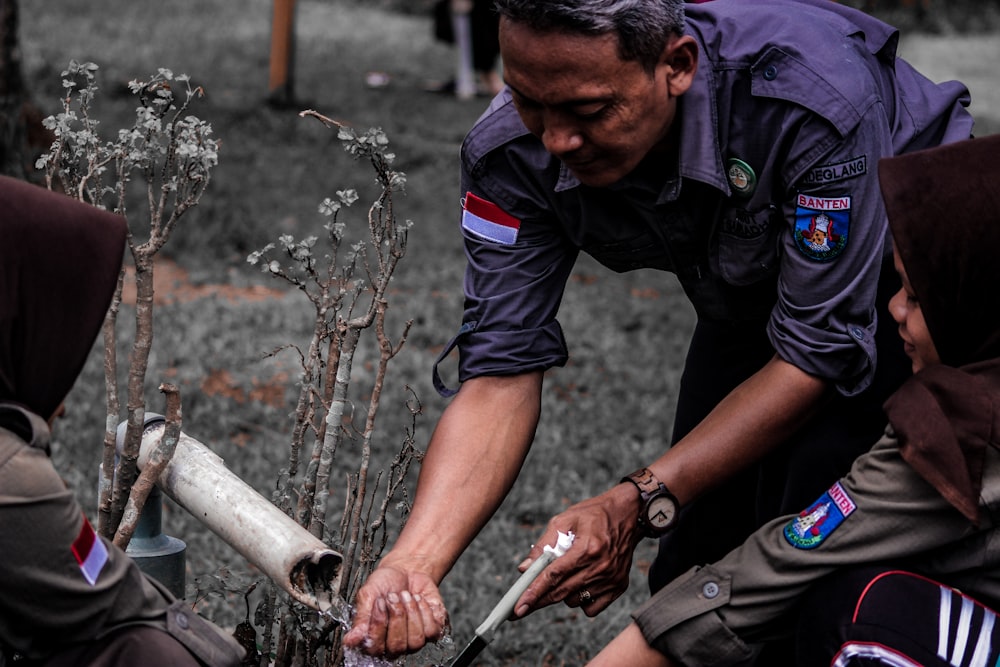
[17,1,1000,664]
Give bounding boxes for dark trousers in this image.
[795,567,1000,666]
[650,263,910,592]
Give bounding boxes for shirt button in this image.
[702,581,720,599]
[851,326,865,341]
[763,65,778,81]
[176,611,190,630]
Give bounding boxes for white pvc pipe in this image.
[131,419,342,610]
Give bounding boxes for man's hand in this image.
[513,482,643,617]
[342,563,449,657]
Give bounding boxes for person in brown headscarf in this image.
[0,176,244,666]
[585,133,1000,667]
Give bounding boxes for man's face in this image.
[499,18,681,188]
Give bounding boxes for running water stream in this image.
[313,591,457,666]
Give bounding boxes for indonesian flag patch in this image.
[793,193,851,261]
[71,513,108,586]
[784,481,856,549]
[461,192,520,245]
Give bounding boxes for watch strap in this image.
[622,467,662,499]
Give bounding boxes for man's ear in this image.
[661,35,698,97]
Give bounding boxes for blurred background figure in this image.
[427,0,502,99]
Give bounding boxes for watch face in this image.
[647,495,678,531]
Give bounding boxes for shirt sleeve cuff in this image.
[769,317,876,397]
[632,565,754,667]
[432,320,568,396]
[459,322,568,380]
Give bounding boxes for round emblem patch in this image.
[727,158,757,198]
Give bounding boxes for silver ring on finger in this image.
[578,589,592,604]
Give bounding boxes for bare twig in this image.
[38,63,218,540]
[248,110,419,664]
[97,267,125,536]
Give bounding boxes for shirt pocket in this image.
[582,231,672,273]
[715,204,782,287]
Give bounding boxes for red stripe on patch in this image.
[71,513,108,585]
[463,192,520,230]
[71,515,97,564]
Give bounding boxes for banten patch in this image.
[461,192,521,245]
[784,481,856,549]
[794,193,850,261]
[801,156,868,187]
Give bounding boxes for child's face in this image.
[888,251,941,373]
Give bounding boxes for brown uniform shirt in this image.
[0,407,243,666]
[633,430,1000,666]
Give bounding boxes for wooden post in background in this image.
[268,0,297,107]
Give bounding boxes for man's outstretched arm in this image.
[343,371,544,657]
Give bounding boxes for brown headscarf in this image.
[880,134,1000,524]
[0,176,127,421]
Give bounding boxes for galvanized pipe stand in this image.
[116,415,187,599]
[126,484,187,599]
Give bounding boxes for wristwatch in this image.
[622,467,680,538]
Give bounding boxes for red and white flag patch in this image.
[461,192,520,245]
[71,513,108,586]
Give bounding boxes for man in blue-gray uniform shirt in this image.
[344,0,974,657]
